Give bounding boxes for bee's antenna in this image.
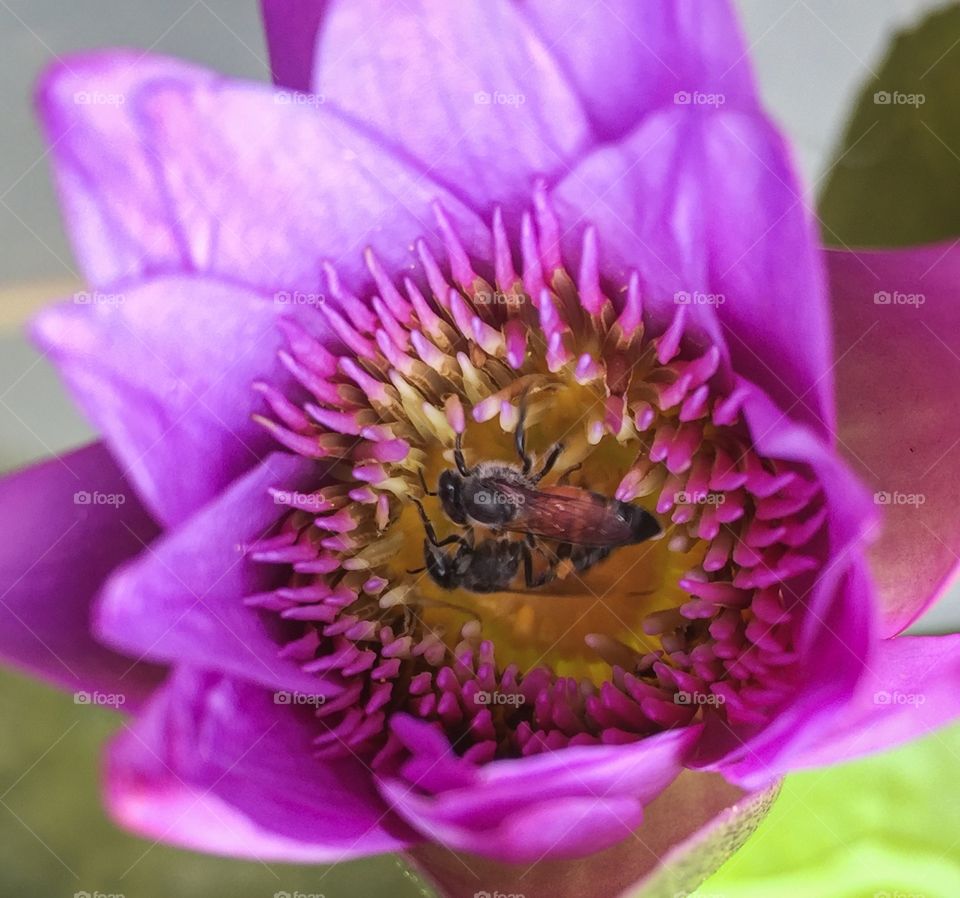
[411,497,468,548]
[454,431,471,476]
[515,386,533,474]
[556,461,583,486]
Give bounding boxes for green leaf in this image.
[700,722,960,898]
[819,4,960,247]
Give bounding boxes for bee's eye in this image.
[439,472,461,506]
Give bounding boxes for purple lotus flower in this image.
[3,2,960,895]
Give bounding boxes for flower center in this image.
[395,380,704,683]
[251,194,824,762]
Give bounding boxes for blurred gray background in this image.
[0,3,957,897]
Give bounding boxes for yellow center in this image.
[386,379,706,684]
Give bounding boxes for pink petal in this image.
[379,715,700,861]
[95,453,336,695]
[551,109,835,438]
[407,771,778,898]
[37,51,490,297]
[309,0,591,216]
[35,52,212,287]
[31,274,316,527]
[522,0,759,139]
[106,667,414,859]
[135,75,490,294]
[719,634,960,787]
[0,443,162,706]
[829,244,960,635]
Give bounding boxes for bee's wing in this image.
[497,483,645,547]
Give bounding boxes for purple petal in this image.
[309,0,591,216]
[38,52,490,296]
[134,75,491,293]
[380,715,699,861]
[261,0,329,91]
[829,244,960,636]
[719,634,960,787]
[35,52,211,287]
[95,453,335,695]
[408,772,777,898]
[106,667,414,859]
[0,443,162,705]
[521,0,759,139]
[551,109,834,437]
[31,275,309,527]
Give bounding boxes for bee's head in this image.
[437,469,468,524]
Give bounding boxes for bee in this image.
[423,397,661,549]
[410,500,616,594]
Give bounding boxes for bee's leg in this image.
[523,539,562,588]
[417,469,437,497]
[532,441,564,483]
[540,541,578,584]
[515,394,535,475]
[556,461,583,486]
[412,498,469,547]
[521,542,540,588]
[454,431,473,476]
[526,549,559,588]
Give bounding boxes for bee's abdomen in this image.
[620,502,661,543]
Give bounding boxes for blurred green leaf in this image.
[0,670,419,898]
[819,3,960,247]
[699,722,960,898]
